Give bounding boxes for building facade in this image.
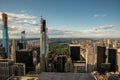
[2,13,9,58]
[16,49,35,73]
[108,48,117,72]
[69,44,80,62]
[86,46,95,72]
[14,63,25,76]
[40,18,48,72]
[117,48,120,72]
[97,46,106,72]
[0,59,14,80]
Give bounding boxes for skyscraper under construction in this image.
[2,13,9,58]
[40,17,48,72]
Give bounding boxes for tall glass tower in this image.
[40,17,48,72]
[2,13,9,58]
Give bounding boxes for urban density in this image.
[0,12,120,80]
[0,0,120,80]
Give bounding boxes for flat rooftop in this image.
[38,72,95,80]
[13,76,38,80]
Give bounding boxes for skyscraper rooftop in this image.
[38,72,95,80]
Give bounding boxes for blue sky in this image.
[0,0,120,38]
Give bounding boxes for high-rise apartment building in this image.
[2,13,9,58]
[40,18,48,72]
[21,31,26,49]
[10,39,17,61]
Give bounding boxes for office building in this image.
[107,39,113,48]
[54,55,66,72]
[14,63,25,76]
[21,31,26,49]
[21,31,25,41]
[86,46,95,72]
[117,48,120,72]
[17,41,24,50]
[0,47,5,59]
[97,46,106,72]
[2,13,9,58]
[101,63,111,73]
[10,39,17,61]
[93,43,98,69]
[69,44,80,62]
[0,59,14,80]
[65,58,74,72]
[108,48,117,72]
[16,49,35,73]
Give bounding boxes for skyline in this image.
[0,0,120,38]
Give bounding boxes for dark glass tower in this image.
[97,46,106,72]
[108,49,117,72]
[69,45,80,62]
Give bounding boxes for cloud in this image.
[10,25,24,31]
[93,14,107,18]
[0,25,25,38]
[78,25,118,38]
[48,28,82,38]
[92,25,114,32]
[28,27,40,34]
[0,24,25,31]
[7,13,36,19]
[99,25,113,30]
[17,19,38,26]
[0,12,38,26]
[48,28,79,35]
[48,29,65,35]
[0,12,118,39]
[0,12,36,20]
[0,25,119,38]
[2,26,39,38]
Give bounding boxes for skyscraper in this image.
[40,17,48,72]
[2,13,9,58]
[86,46,95,72]
[117,48,120,72]
[69,44,80,62]
[108,48,117,72]
[21,31,26,49]
[10,39,17,61]
[16,49,35,73]
[21,31,25,41]
[0,59,14,80]
[97,46,106,72]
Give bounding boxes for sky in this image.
[0,0,120,38]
